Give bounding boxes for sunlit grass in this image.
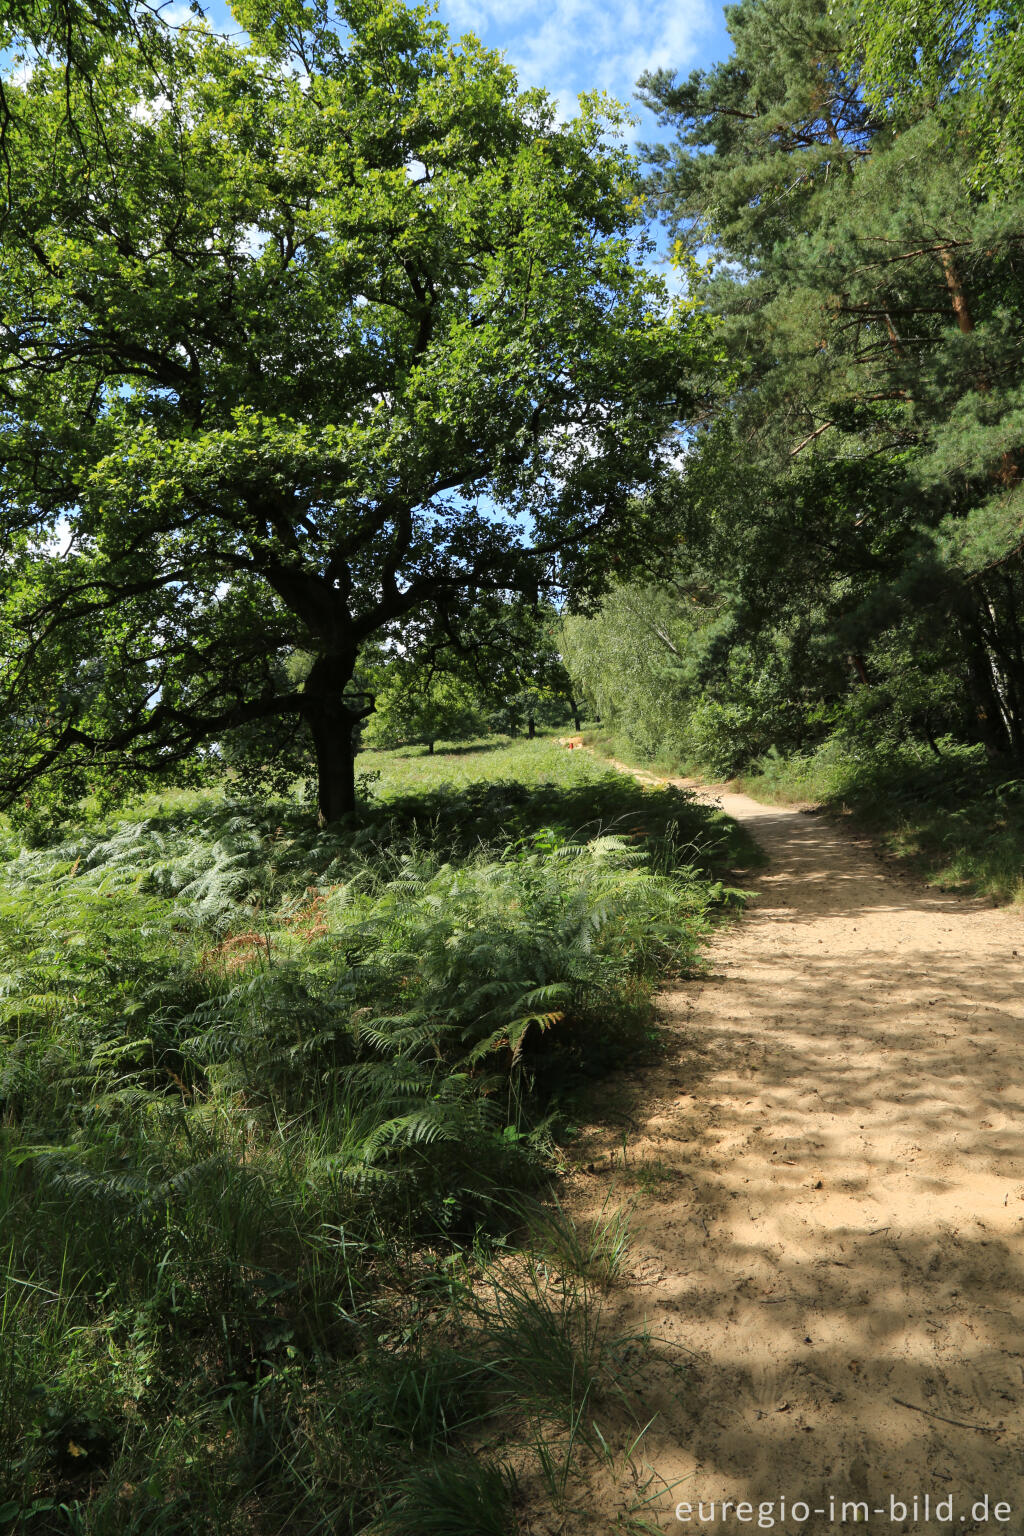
[366,729,601,796]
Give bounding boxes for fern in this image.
[0,749,731,1531]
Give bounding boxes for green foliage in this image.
[362,667,488,753]
[470,600,583,736]
[562,578,834,777]
[0,737,739,1531]
[841,0,1024,192]
[0,0,695,825]
[0,0,160,136]
[582,0,1024,787]
[369,598,585,746]
[561,583,702,764]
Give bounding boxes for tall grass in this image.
[732,738,1024,904]
[582,719,1024,906]
[0,740,748,1532]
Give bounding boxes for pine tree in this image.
[635,0,1024,761]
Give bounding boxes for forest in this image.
[1,0,1023,1530]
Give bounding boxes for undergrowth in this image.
[584,722,1024,906]
[732,738,1024,904]
[0,739,748,1533]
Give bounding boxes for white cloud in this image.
[437,0,715,135]
[238,224,269,255]
[5,61,36,88]
[156,3,202,26]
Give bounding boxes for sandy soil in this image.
[565,772,1024,1534]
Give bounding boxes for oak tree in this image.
[0,0,691,823]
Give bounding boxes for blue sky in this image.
[433,0,730,135]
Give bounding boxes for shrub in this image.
[0,743,742,1530]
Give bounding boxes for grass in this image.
[583,721,1024,905]
[577,728,709,788]
[0,734,750,1534]
[732,739,1024,905]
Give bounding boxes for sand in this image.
[563,772,1024,1535]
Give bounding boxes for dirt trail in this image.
[576,773,1024,1533]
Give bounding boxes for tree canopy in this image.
[567,0,1024,773]
[0,0,696,823]
[362,665,487,753]
[843,0,1024,192]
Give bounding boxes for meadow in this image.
[0,736,755,1535]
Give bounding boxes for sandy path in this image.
[574,775,1024,1533]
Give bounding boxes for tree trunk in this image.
[938,254,1020,485]
[310,711,356,825]
[428,739,435,755]
[848,653,872,687]
[977,587,1024,762]
[962,627,1013,760]
[303,652,361,826]
[940,250,974,335]
[527,715,536,739]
